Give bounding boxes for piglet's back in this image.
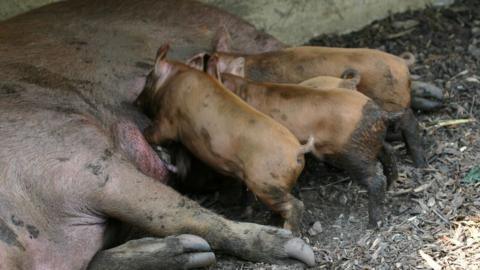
[163,69,300,148]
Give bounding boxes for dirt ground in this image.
[184,0,479,269]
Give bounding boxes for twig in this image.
[413,182,433,193]
[432,207,451,225]
[300,177,350,190]
[448,69,469,81]
[389,188,414,196]
[427,118,476,130]
[389,181,433,196]
[470,95,476,116]
[386,28,415,39]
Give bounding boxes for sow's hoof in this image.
[88,235,215,270]
[411,81,444,112]
[229,223,316,267]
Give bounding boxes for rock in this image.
[472,27,480,36]
[392,19,419,29]
[463,166,480,184]
[308,221,323,236]
[468,44,480,60]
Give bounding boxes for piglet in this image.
[207,56,399,227]
[206,38,427,168]
[135,44,315,232]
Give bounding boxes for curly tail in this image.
[399,52,416,67]
[298,135,315,156]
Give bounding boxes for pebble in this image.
[472,27,480,36]
[308,221,323,236]
[392,19,419,29]
[468,44,480,60]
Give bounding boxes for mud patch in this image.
[10,215,24,227]
[86,163,103,176]
[8,63,97,110]
[0,218,24,250]
[0,83,24,95]
[26,224,39,239]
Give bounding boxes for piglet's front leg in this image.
[92,156,316,267]
[399,109,427,168]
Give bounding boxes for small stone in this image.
[472,27,480,36]
[468,44,480,60]
[427,197,436,207]
[432,0,455,7]
[308,221,323,236]
[392,19,419,29]
[339,194,348,205]
[410,74,422,80]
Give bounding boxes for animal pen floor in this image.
[184,0,479,269]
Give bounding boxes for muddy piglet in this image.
[208,57,398,227]
[135,44,315,232]
[209,40,427,168]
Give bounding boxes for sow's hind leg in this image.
[91,154,315,267]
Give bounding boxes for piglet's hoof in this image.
[88,235,215,270]
[410,81,444,112]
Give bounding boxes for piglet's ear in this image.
[207,54,221,80]
[213,26,232,52]
[186,52,209,71]
[152,60,174,91]
[156,43,170,60]
[154,44,170,76]
[229,57,245,77]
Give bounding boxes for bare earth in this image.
[182,0,479,269]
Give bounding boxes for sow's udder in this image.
[112,119,173,183]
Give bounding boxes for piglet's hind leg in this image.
[378,142,398,188]
[400,109,427,168]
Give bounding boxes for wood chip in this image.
[419,250,442,270]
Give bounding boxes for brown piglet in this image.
[206,40,426,168]
[207,57,399,227]
[135,45,315,232]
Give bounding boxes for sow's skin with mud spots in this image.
[0,0,316,269]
